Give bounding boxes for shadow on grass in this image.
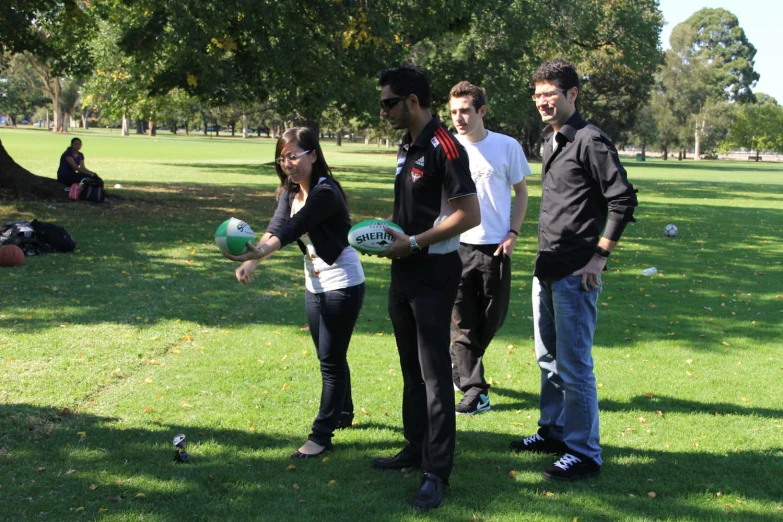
[598,394,783,419]
[1,177,781,352]
[2,403,780,521]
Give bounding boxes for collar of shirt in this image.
[541,111,586,146]
[401,114,441,150]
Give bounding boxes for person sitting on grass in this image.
[57,138,101,186]
[224,127,366,460]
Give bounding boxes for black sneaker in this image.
[543,452,601,481]
[455,393,490,415]
[509,430,567,454]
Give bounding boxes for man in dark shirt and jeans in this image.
[510,60,637,481]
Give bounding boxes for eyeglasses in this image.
[379,95,408,111]
[531,89,567,102]
[275,150,312,165]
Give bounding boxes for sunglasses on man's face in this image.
[379,95,409,111]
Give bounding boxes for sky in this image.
[658,0,783,103]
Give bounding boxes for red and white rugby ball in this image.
[347,219,404,255]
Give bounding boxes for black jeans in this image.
[450,243,511,397]
[388,252,461,482]
[304,282,365,446]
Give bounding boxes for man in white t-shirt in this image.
[448,81,532,415]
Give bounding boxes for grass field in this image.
[1,127,781,521]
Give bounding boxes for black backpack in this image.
[81,177,105,202]
[31,220,76,252]
[0,220,75,255]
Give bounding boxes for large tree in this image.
[665,8,759,159]
[720,95,783,160]
[0,65,49,125]
[108,1,474,132]
[415,0,663,156]
[0,0,58,55]
[9,1,96,132]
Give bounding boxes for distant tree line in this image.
[2,1,781,161]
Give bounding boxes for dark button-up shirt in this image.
[535,111,638,280]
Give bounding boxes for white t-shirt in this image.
[291,182,365,293]
[456,131,532,245]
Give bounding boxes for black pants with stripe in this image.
[450,243,512,397]
[388,251,461,482]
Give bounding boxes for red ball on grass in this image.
[0,244,25,267]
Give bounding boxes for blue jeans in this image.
[533,275,602,465]
[304,283,365,447]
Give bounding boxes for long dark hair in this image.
[274,127,347,204]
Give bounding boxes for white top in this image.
[291,184,365,293]
[456,131,532,245]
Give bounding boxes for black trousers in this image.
[450,243,511,397]
[304,283,365,446]
[388,252,461,482]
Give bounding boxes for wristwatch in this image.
[409,235,421,253]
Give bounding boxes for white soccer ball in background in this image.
[664,224,678,237]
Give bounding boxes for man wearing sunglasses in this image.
[510,60,637,482]
[371,64,480,511]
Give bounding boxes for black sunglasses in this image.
[379,95,409,111]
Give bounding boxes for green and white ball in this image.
[215,218,255,255]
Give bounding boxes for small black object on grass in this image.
[173,433,189,464]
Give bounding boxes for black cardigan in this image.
[265,178,352,266]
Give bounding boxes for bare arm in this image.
[225,232,278,284]
[379,194,481,259]
[66,156,97,177]
[494,179,528,257]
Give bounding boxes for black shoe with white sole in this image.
[509,429,567,454]
[543,452,601,481]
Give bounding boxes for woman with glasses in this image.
[224,127,365,459]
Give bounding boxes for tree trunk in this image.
[755,151,760,161]
[641,138,646,161]
[45,109,49,129]
[242,113,248,139]
[694,122,701,161]
[336,131,342,146]
[148,119,156,137]
[0,139,70,200]
[121,113,129,136]
[81,112,89,130]
[135,119,144,134]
